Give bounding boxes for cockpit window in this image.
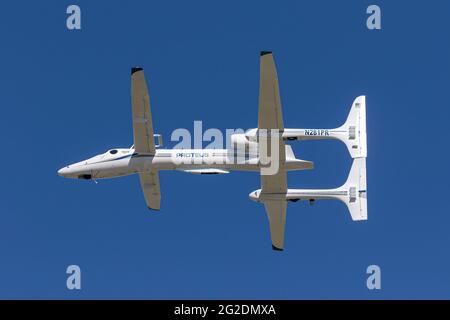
[109,149,118,155]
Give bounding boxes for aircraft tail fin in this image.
[338,96,367,158]
[340,157,367,221]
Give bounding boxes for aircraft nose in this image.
[57,166,70,177]
[249,190,260,202]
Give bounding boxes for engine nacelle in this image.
[244,128,258,142]
[230,133,250,146]
[249,189,287,203]
[249,189,261,202]
[230,133,258,155]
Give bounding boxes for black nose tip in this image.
[78,174,92,180]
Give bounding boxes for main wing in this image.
[258,51,284,131]
[131,67,156,155]
[261,164,287,250]
[139,170,161,210]
[258,51,288,251]
[263,200,287,251]
[259,51,287,189]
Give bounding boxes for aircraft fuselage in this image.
[58,147,312,180]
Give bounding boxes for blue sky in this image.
[1,0,450,299]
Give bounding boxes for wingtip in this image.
[131,67,143,75]
[147,206,160,211]
[272,245,284,251]
[260,51,272,56]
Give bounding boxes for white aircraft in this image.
[58,52,367,250]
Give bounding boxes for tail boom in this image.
[287,158,367,221]
[282,96,367,158]
[249,158,367,221]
